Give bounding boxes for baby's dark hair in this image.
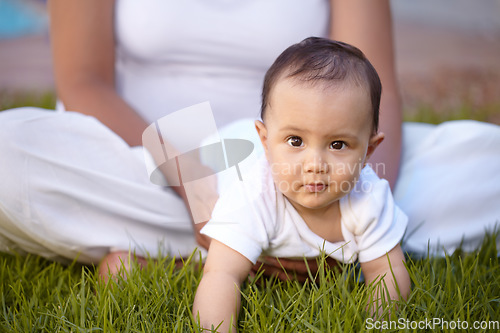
[261,37,382,133]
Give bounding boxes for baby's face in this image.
[256,79,383,216]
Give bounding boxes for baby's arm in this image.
[360,244,410,315]
[193,240,253,333]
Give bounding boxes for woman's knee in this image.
[0,107,57,147]
[0,107,65,189]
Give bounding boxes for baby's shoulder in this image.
[211,156,278,225]
[340,165,394,235]
[346,165,390,203]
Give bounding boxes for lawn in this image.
[0,91,499,332]
[0,235,498,332]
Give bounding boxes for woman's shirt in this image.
[114,0,330,126]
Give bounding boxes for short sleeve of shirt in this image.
[201,158,277,264]
[340,166,408,263]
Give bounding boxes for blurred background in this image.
[1,0,499,123]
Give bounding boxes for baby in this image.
[193,37,410,332]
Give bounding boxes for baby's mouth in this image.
[304,183,327,192]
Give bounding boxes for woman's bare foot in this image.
[98,251,148,283]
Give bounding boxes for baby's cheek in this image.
[277,173,295,191]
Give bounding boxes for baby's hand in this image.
[193,240,253,332]
[360,245,410,317]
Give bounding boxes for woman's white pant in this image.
[0,108,197,264]
[394,120,500,255]
[0,107,499,263]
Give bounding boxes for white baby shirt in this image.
[201,157,408,264]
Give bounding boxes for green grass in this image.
[403,102,500,125]
[0,234,498,332]
[0,90,56,111]
[1,92,499,332]
[1,90,499,125]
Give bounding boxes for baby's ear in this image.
[255,120,269,154]
[365,132,385,161]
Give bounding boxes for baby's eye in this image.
[330,141,347,150]
[287,136,303,147]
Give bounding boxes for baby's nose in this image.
[304,152,328,173]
